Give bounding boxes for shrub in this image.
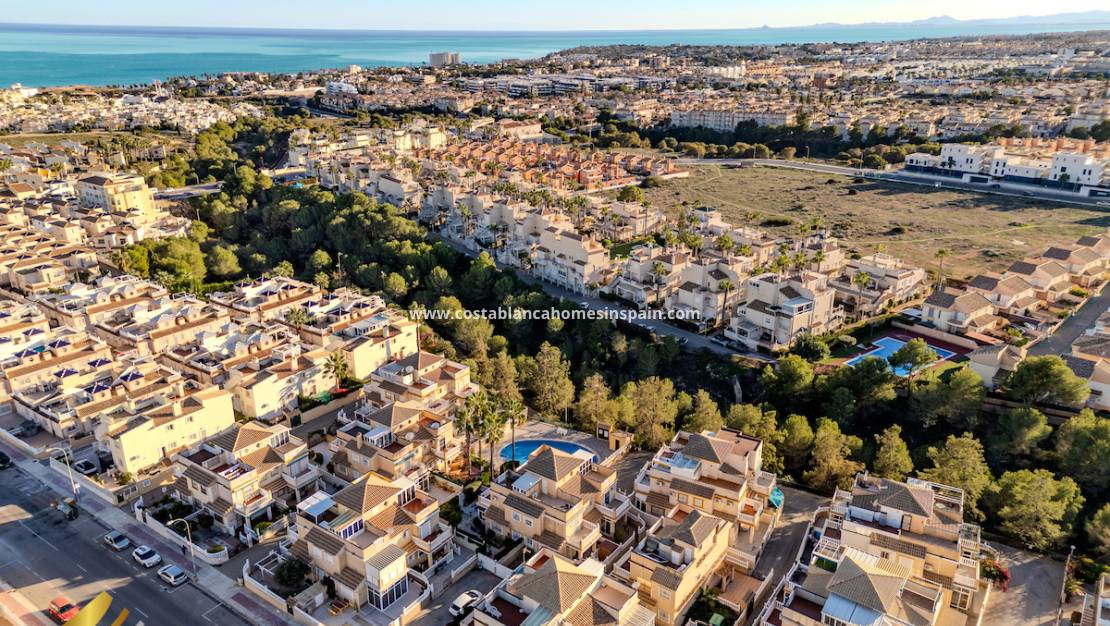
[206,545,225,554]
[275,557,311,589]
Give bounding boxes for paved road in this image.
[154,181,222,201]
[0,465,248,626]
[1029,284,1110,357]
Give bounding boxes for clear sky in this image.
[4,0,1109,31]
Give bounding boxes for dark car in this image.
[0,451,12,469]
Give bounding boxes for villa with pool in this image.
[479,442,635,563]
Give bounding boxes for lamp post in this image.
[46,446,79,504]
[168,518,198,579]
[1056,544,1076,626]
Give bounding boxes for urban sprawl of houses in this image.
[1,29,1110,626]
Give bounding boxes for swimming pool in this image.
[499,439,598,465]
[844,336,956,376]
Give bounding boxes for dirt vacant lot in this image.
[624,164,1110,279]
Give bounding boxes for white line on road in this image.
[18,520,57,551]
[75,563,87,573]
[134,606,149,618]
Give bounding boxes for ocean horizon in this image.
[3,21,1110,88]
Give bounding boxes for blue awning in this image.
[769,486,784,509]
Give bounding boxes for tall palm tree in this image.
[459,392,486,479]
[483,405,507,476]
[934,248,951,288]
[651,261,668,306]
[853,271,872,320]
[718,279,734,319]
[501,397,526,471]
[323,351,349,390]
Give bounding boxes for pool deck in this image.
[496,421,616,468]
[840,330,970,368]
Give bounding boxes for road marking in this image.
[201,603,223,622]
[18,521,57,551]
[75,563,87,573]
[134,606,149,618]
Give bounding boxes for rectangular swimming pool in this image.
[844,336,956,376]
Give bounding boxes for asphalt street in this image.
[0,465,248,626]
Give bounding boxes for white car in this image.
[448,590,482,617]
[132,545,161,568]
[157,564,188,587]
[103,530,130,551]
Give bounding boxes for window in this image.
[512,512,521,522]
[950,587,971,611]
[525,519,533,527]
[678,494,687,504]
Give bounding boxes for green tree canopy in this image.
[1054,409,1110,497]
[804,417,863,492]
[987,469,1084,551]
[873,425,913,481]
[1006,355,1090,406]
[917,433,992,521]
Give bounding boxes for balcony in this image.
[238,488,273,516]
[568,520,601,552]
[738,497,764,528]
[282,464,320,490]
[750,471,777,496]
[596,491,632,521]
[412,522,454,554]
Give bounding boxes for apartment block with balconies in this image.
[288,472,449,611]
[332,399,461,482]
[30,274,168,330]
[726,271,843,353]
[174,421,320,539]
[633,428,781,571]
[207,276,324,322]
[91,294,231,356]
[758,472,990,626]
[481,444,624,563]
[471,548,655,626]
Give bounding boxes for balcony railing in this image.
[282,464,320,488]
[596,492,632,520]
[568,520,601,551]
[238,488,273,516]
[750,470,777,495]
[412,522,453,553]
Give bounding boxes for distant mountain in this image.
[804,10,1110,29]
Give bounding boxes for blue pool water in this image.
[844,336,956,377]
[500,439,598,465]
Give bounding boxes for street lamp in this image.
[168,518,199,580]
[1056,544,1076,626]
[46,446,79,504]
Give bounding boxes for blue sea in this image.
[3,22,1110,88]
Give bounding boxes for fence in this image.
[136,509,230,565]
[48,457,117,505]
[891,320,980,351]
[477,553,517,579]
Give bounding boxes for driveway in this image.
[751,485,825,581]
[408,568,503,626]
[1029,285,1110,356]
[982,543,1068,626]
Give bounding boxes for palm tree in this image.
[501,397,526,471]
[812,250,827,271]
[853,271,872,320]
[323,351,349,390]
[716,235,734,255]
[651,261,668,305]
[934,248,951,288]
[718,279,734,318]
[483,405,507,476]
[459,392,486,479]
[284,307,309,329]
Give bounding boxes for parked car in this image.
[9,420,40,438]
[47,595,79,623]
[132,545,162,568]
[55,497,78,521]
[449,590,483,617]
[0,451,12,469]
[103,530,130,551]
[158,564,188,587]
[72,459,98,476]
